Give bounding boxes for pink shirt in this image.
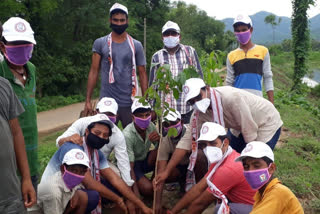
[206,150,256,205]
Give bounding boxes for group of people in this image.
[0,2,304,214]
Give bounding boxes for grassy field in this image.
[38,51,320,213]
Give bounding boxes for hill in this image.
[221,11,320,44]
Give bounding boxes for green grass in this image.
[38,131,64,175]
[271,51,320,212]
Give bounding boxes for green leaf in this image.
[173,88,180,100]
[167,127,178,138]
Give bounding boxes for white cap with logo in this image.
[2,17,36,44]
[162,21,180,34]
[197,122,227,142]
[62,149,90,168]
[96,97,118,115]
[110,3,128,15]
[131,98,151,113]
[183,78,206,103]
[163,110,181,122]
[88,114,114,129]
[233,14,252,27]
[235,141,274,162]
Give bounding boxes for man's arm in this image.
[184,189,216,214]
[262,51,274,104]
[226,56,235,86]
[9,118,36,208]
[137,65,148,96]
[82,171,123,202]
[84,53,101,116]
[112,131,134,186]
[100,167,152,213]
[191,48,203,78]
[171,176,208,214]
[56,118,88,147]
[155,148,188,186]
[154,160,167,214]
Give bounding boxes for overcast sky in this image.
[176,0,320,20]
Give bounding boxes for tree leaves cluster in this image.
[291,0,315,92]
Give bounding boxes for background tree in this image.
[291,0,315,92]
[264,14,282,44]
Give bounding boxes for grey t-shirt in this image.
[0,77,25,203]
[93,35,146,107]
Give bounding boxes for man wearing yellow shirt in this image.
[235,141,304,214]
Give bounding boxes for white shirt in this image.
[56,116,134,186]
[37,171,82,214]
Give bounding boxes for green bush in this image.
[37,94,85,112]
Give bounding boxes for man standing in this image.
[0,77,36,213]
[226,14,274,103]
[0,17,39,191]
[84,3,148,128]
[236,141,304,214]
[149,21,203,124]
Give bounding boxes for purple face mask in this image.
[243,166,271,190]
[234,29,251,45]
[108,115,117,124]
[62,166,86,189]
[134,115,151,130]
[164,121,183,138]
[4,44,34,66]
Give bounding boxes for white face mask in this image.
[163,36,180,48]
[194,98,210,113]
[203,144,224,165]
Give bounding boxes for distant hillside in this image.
[221,11,320,44]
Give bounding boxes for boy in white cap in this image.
[170,122,255,214]
[183,78,282,153]
[123,99,160,200]
[42,114,153,214]
[149,20,203,124]
[235,141,304,214]
[226,14,274,103]
[37,149,90,214]
[0,17,39,191]
[56,97,134,188]
[84,2,148,128]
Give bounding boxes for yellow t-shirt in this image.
[251,178,304,214]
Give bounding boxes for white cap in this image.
[2,17,36,44]
[131,98,151,113]
[163,110,181,122]
[88,114,114,129]
[110,3,128,15]
[233,14,252,27]
[183,78,206,103]
[62,149,90,168]
[197,122,227,142]
[162,21,180,34]
[96,97,118,115]
[235,141,274,162]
